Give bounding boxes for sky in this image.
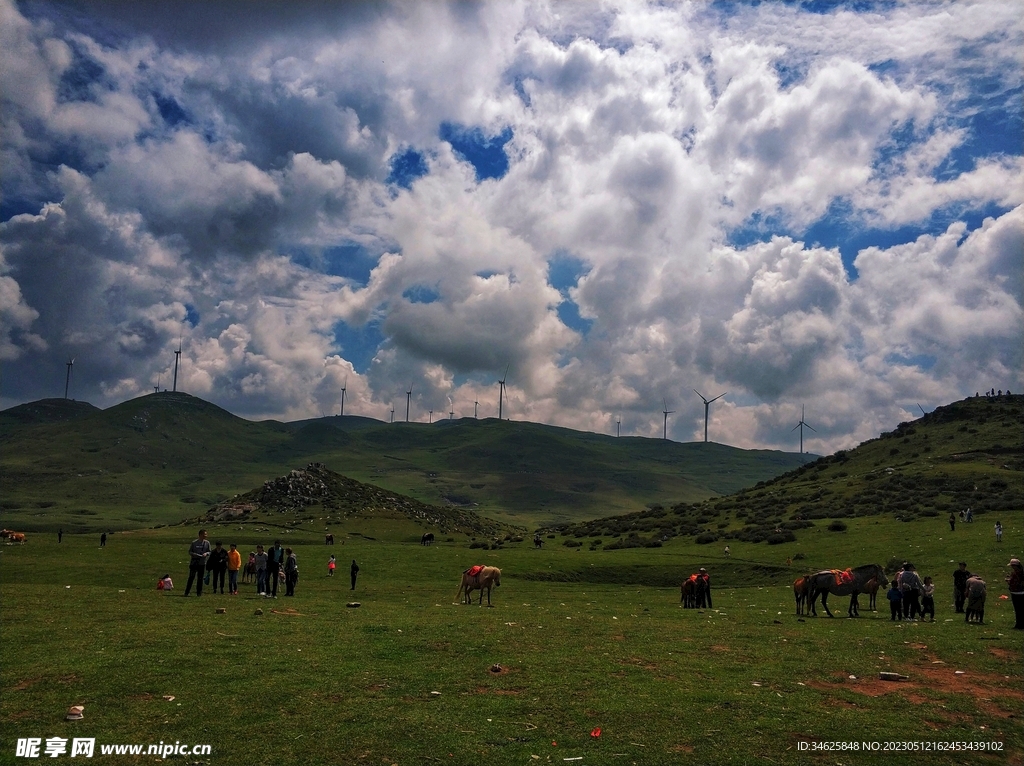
[1,0,1021,454]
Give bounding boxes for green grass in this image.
[2,511,1021,766]
[0,393,812,531]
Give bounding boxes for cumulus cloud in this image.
[1,0,1021,454]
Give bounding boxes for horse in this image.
[325,533,334,545]
[793,575,812,615]
[421,533,434,546]
[861,576,883,612]
[681,575,698,608]
[455,566,501,606]
[806,564,886,617]
[533,535,543,548]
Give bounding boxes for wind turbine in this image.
[498,364,509,420]
[694,389,726,443]
[64,358,75,399]
[172,337,182,392]
[448,396,454,420]
[662,399,674,440]
[428,409,433,424]
[405,386,412,423]
[474,400,479,419]
[389,404,395,424]
[791,404,816,454]
[154,374,161,394]
[340,379,347,417]
[616,416,621,438]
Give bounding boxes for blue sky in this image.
[0,0,1021,451]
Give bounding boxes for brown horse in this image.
[793,575,812,615]
[456,566,501,606]
[680,576,698,608]
[806,564,886,617]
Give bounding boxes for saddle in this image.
[831,569,854,586]
[466,565,485,578]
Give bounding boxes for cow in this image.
[421,533,434,546]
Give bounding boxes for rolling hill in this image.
[547,394,1024,550]
[0,391,812,531]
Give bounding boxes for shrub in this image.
[563,540,582,548]
[827,520,848,532]
[767,531,797,545]
[695,532,718,545]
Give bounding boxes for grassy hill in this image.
[548,394,1024,555]
[0,392,811,531]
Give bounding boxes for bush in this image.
[827,520,848,532]
[563,540,582,548]
[695,532,718,545]
[469,541,488,549]
[767,531,797,545]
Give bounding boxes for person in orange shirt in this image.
[227,543,242,595]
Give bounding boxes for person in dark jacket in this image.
[953,562,971,613]
[1006,558,1024,630]
[183,529,210,597]
[266,541,285,598]
[284,548,298,597]
[350,559,360,591]
[208,542,229,594]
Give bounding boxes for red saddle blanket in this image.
[831,569,854,586]
[466,565,484,577]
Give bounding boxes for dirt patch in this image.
[989,647,1018,660]
[669,744,694,753]
[11,678,40,691]
[709,645,730,652]
[810,666,1023,706]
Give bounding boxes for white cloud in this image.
[1,0,1021,454]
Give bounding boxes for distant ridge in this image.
[548,394,1024,547]
[204,462,521,537]
[0,398,99,426]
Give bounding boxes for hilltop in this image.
[547,394,1024,548]
[0,391,811,531]
[203,462,520,538]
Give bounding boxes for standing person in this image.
[266,541,285,598]
[350,559,359,591]
[697,568,712,609]
[183,529,210,597]
[948,512,956,532]
[284,548,298,597]
[920,576,935,622]
[887,580,903,621]
[244,551,256,584]
[965,575,987,623]
[208,542,228,594]
[328,554,336,577]
[58,528,63,543]
[899,563,922,620]
[1006,558,1024,630]
[100,532,107,548]
[227,543,242,595]
[953,562,971,613]
[254,545,268,595]
[994,521,1003,543]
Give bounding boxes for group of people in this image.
[885,563,934,621]
[951,559,1024,628]
[180,530,359,599]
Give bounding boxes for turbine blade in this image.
[709,392,727,403]
[805,423,817,432]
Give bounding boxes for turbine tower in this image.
[694,389,726,443]
[154,374,161,394]
[662,399,674,440]
[474,400,478,419]
[791,404,816,454]
[448,396,454,420]
[389,404,395,424]
[340,379,347,417]
[405,386,413,422]
[172,338,182,392]
[428,409,433,424]
[498,364,509,420]
[64,358,75,399]
[616,416,621,438]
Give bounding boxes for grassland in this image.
[0,392,811,531]
[2,394,1021,764]
[1,507,1021,766]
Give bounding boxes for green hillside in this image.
[0,392,811,531]
[549,394,1024,550]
